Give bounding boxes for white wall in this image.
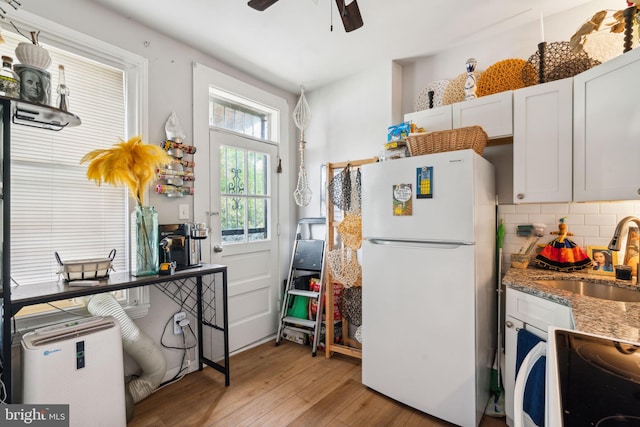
[16,0,298,378]
[298,61,401,218]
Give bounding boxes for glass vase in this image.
[131,205,159,276]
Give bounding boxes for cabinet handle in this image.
[517,193,525,200]
[505,320,514,328]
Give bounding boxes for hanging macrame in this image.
[292,86,312,206]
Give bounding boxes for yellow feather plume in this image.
[81,136,172,206]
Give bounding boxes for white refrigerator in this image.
[361,149,496,427]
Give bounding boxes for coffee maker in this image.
[159,223,209,270]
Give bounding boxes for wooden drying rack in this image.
[324,157,378,359]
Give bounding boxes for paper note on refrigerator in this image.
[393,183,412,216]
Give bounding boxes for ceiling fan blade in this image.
[248,0,280,11]
[335,0,364,32]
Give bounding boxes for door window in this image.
[220,145,270,243]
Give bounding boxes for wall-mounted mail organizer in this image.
[156,139,197,198]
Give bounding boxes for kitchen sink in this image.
[534,280,640,302]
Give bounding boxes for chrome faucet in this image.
[608,216,640,284]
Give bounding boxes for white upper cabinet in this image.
[573,47,640,202]
[513,78,573,203]
[452,91,513,138]
[404,104,452,132]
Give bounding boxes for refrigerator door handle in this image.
[366,238,474,249]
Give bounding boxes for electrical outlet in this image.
[178,204,189,220]
[173,312,186,335]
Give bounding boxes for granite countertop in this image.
[503,266,640,343]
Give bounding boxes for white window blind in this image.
[5,31,128,285]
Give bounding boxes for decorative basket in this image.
[525,41,600,85]
[476,58,532,97]
[406,126,488,156]
[55,249,116,281]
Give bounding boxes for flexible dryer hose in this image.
[87,293,167,403]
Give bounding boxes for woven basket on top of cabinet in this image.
[406,125,488,156]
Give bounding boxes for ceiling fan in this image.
[247,0,364,32]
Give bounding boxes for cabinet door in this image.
[404,105,452,132]
[574,47,640,202]
[513,78,573,203]
[452,90,513,138]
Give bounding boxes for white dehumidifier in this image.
[21,316,126,427]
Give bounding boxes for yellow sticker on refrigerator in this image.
[416,166,433,199]
[393,184,412,216]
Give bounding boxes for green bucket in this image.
[287,296,309,319]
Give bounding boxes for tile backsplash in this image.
[498,201,640,270]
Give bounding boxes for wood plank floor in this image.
[127,340,508,427]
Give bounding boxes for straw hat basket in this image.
[406,125,488,156]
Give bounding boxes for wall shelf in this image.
[11,99,81,131]
[156,139,195,197]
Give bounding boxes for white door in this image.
[209,128,279,352]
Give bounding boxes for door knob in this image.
[505,320,514,328]
[213,245,223,253]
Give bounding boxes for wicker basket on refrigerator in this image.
[406,125,488,156]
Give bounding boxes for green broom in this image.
[486,216,505,417]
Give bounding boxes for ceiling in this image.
[89,0,597,93]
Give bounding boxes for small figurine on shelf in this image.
[464,58,478,100]
[534,217,592,272]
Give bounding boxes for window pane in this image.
[208,93,275,141]
[247,151,268,196]
[221,196,245,243]
[221,146,245,195]
[248,198,268,241]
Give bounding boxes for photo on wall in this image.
[587,245,617,276]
